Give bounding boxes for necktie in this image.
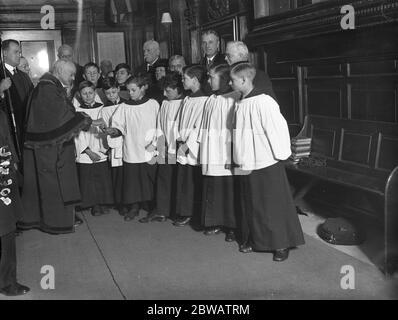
[13,68,18,75]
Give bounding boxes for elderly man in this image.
[57,44,84,97]
[0,39,34,149]
[19,59,92,234]
[0,83,30,297]
[137,40,168,103]
[137,40,168,76]
[169,55,186,75]
[225,41,276,100]
[200,30,225,71]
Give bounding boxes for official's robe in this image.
[19,73,91,234]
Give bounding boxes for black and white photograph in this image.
[0,0,397,304]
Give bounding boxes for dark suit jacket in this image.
[136,58,169,77]
[0,69,34,147]
[254,69,277,101]
[70,63,85,99]
[136,58,168,104]
[200,52,227,71]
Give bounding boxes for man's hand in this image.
[104,127,121,137]
[85,149,102,162]
[92,118,107,130]
[0,78,12,96]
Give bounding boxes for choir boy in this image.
[73,63,107,107]
[74,81,114,216]
[230,63,305,261]
[105,76,159,222]
[140,72,185,223]
[99,77,127,215]
[114,63,132,101]
[173,65,209,227]
[192,64,240,242]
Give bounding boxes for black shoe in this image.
[101,206,110,215]
[273,248,289,262]
[74,214,84,227]
[173,217,191,227]
[239,244,253,253]
[118,206,128,216]
[91,205,102,217]
[151,215,167,222]
[204,227,222,236]
[0,283,30,296]
[225,231,236,242]
[139,211,156,223]
[124,209,139,222]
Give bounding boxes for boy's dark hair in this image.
[163,71,184,94]
[83,62,100,74]
[183,64,206,85]
[230,62,256,81]
[102,77,119,90]
[210,64,231,94]
[126,75,149,88]
[114,63,132,74]
[79,80,96,92]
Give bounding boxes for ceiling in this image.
[0,0,106,9]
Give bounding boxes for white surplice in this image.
[176,95,209,166]
[100,101,124,167]
[233,93,292,171]
[193,91,240,176]
[152,99,183,162]
[74,103,108,164]
[112,99,159,164]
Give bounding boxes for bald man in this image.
[225,41,276,100]
[57,44,85,97]
[20,59,92,234]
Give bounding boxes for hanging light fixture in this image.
[161,12,173,24]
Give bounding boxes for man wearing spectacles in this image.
[57,44,85,99]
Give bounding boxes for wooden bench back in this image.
[297,116,398,180]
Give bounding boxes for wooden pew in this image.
[286,115,398,275]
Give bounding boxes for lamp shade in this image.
[161,12,173,24]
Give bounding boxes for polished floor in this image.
[1,203,397,300]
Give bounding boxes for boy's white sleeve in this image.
[111,105,126,136]
[74,130,89,155]
[259,97,292,161]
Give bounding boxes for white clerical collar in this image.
[5,63,17,75]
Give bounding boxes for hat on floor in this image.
[317,217,365,246]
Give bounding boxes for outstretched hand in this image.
[85,149,102,162]
[92,118,107,130]
[104,127,121,137]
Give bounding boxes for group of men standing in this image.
[0,29,276,297]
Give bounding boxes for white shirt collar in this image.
[5,63,16,75]
[207,54,216,62]
[148,57,159,67]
